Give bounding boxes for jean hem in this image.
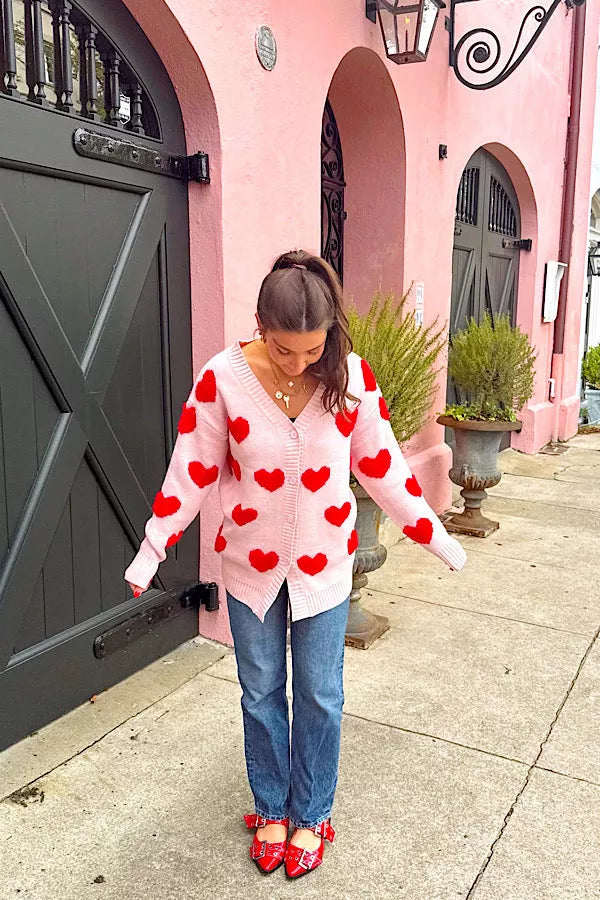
[289,814,332,829]
[254,807,289,822]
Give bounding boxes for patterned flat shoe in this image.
[284,818,335,879]
[244,813,290,874]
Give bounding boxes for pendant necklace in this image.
[263,345,308,410]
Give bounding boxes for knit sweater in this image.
[124,341,467,621]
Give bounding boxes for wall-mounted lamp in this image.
[367,0,586,89]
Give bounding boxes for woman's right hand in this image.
[128,582,146,598]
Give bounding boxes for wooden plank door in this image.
[447,150,521,444]
[0,0,201,750]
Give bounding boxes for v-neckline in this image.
[228,340,325,428]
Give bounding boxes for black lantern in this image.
[372,0,445,64]
[589,246,600,277]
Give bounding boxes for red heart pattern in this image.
[335,407,358,437]
[232,503,258,526]
[177,403,196,434]
[348,529,359,555]
[249,548,279,572]
[324,502,351,527]
[297,553,328,576]
[152,492,181,518]
[195,369,216,403]
[361,359,377,391]
[301,467,330,492]
[405,475,422,497]
[254,468,285,492]
[188,461,219,488]
[379,396,390,421]
[228,416,250,444]
[227,451,242,482]
[403,518,433,545]
[358,449,391,479]
[214,524,227,553]
[166,531,183,548]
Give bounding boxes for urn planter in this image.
[437,415,522,538]
[584,388,600,425]
[345,483,390,650]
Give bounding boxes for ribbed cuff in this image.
[432,535,467,571]
[123,539,163,591]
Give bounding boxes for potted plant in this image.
[437,313,536,538]
[346,288,446,648]
[582,344,600,425]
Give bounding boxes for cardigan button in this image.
[289,476,297,485]
[289,430,298,439]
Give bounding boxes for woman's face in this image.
[261,327,328,378]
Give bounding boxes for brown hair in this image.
[257,250,355,415]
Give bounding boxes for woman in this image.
[125,250,466,879]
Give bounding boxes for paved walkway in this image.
[1,434,600,900]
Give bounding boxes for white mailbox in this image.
[543,261,568,323]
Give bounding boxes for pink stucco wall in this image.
[122,0,600,643]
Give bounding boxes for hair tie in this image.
[290,263,307,270]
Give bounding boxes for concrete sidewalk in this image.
[2,434,600,900]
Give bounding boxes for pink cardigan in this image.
[124,341,466,621]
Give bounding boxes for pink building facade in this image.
[121,0,600,643]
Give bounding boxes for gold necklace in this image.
[262,343,308,410]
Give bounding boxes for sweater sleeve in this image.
[350,366,466,572]
[124,364,229,591]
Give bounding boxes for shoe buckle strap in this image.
[296,848,313,870]
[312,819,335,842]
[251,839,267,860]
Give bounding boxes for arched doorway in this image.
[0,0,201,748]
[451,148,522,336]
[322,48,405,309]
[448,148,524,447]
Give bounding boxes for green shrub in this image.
[348,288,446,445]
[582,344,600,389]
[445,313,536,421]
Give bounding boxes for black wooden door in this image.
[0,0,200,750]
[448,150,521,447]
[451,148,520,336]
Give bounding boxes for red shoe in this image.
[285,819,336,879]
[244,813,290,874]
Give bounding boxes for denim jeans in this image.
[226,581,350,829]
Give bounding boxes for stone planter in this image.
[584,388,600,425]
[437,415,522,538]
[345,483,390,650]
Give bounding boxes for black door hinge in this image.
[502,238,532,251]
[73,128,210,183]
[180,581,219,612]
[93,581,219,659]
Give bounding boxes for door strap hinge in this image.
[502,238,532,251]
[73,128,210,183]
[93,581,219,659]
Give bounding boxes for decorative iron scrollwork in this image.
[321,99,346,284]
[449,0,581,90]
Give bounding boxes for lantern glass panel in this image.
[380,6,418,57]
[417,0,439,55]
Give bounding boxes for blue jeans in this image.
[226,581,350,829]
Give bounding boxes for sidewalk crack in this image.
[466,620,600,897]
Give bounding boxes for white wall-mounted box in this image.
[543,261,568,323]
